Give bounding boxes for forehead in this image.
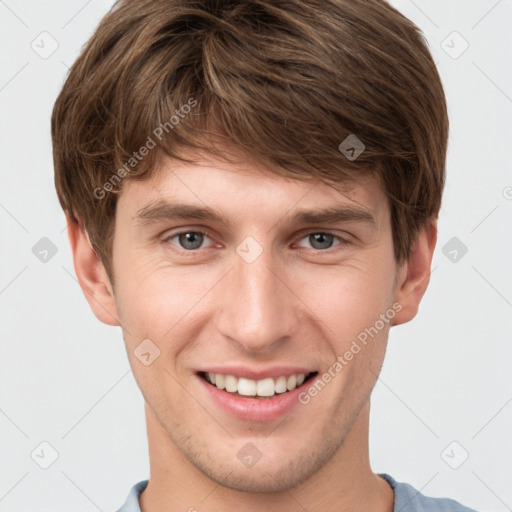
[117,151,388,226]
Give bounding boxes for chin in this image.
[187,439,340,494]
[199,461,310,493]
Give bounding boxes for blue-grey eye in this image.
[308,233,335,250]
[176,232,205,250]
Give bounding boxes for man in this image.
[51,0,478,510]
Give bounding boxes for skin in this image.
[68,146,437,512]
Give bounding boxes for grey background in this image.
[0,0,511,510]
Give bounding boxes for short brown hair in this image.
[52,0,448,279]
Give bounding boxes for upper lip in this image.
[197,366,316,380]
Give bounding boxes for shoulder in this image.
[115,476,480,512]
[379,474,479,512]
[114,480,148,512]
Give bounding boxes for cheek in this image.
[113,264,203,405]
[113,258,217,349]
[294,260,396,343]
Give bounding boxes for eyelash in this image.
[162,229,350,256]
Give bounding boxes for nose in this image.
[215,244,297,353]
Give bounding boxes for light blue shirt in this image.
[114,473,478,511]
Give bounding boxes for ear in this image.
[67,218,120,326]
[391,220,437,326]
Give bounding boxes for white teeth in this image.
[286,374,296,391]
[238,378,257,396]
[257,378,275,397]
[225,375,238,392]
[275,376,287,394]
[206,372,309,397]
[215,373,225,390]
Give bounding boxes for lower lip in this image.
[197,375,309,422]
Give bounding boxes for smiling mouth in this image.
[199,371,318,399]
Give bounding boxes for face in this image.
[74,148,431,493]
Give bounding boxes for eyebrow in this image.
[134,200,376,228]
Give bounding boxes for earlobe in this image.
[391,220,437,326]
[67,218,120,326]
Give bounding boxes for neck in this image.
[139,401,394,512]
